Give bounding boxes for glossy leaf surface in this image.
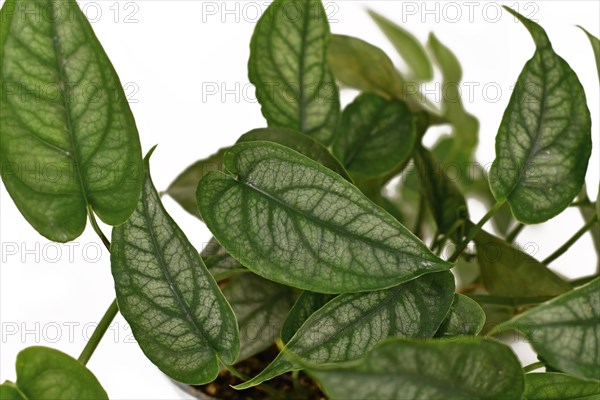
[235,272,455,389]
[0,0,143,242]
[249,0,339,144]
[332,93,415,179]
[12,347,107,399]
[309,337,524,400]
[111,151,239,384]
[489,8,592,223]
[496,278,600,380]
[197,142,451,293]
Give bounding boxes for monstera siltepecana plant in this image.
[0,0,599,399]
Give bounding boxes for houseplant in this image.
[1,0,599,398]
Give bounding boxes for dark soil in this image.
[189,346,327,400]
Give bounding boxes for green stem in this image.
[523,361,545,373]
[292,370,301,391]
[570,199,594,207]
[221,361,249,381]
[87,207,110,251]
[78,299,118,365]
[505,223,525,243]
[448,201,504,262]
[543,214,598,265]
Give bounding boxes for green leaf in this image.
[166,148,227,219]
[0,0,143,242]
[281,291,335,344]
[489,8,592,224]
[495,278,600,380]
[201,237,247,282]
[237,127,351,181]
[428,33,479,160]
[368,10,433,81]
[0,382,27,400]
[435,294,486,337]
[222,273,294,362]
[167,128,351,219]
[474,229,570,297]
[249,0,340,145]
[308,337,524,400]
[10,347,107,399]
[234,271,455,389]
[578,26,600,81]
[332,93,416,179]
[524,373,600,400]
[328,34,403,100]
[196,141,451,293]
[111,149,239,385]
[414,145,469,242]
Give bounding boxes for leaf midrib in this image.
[295,287,405,356]
[342,102,389,169]
[234,169,432,264]
[140,187,217,354]
[48,2,87,202]
[297,1,309,132]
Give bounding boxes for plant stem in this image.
[87,207,110,251]
[505,223,525,243]
[78,298,119,365]
[220,360,283,398]
[221,361,249,381]
[570,199,593,207]
[523,361,545,373]
[448,201,504,263]
[543,214,598,265]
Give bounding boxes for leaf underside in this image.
[475,229,570,297]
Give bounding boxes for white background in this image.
[1,1,599,399]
